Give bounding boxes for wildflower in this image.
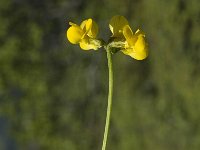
[109,15,148,60]
[109,15,129,37]
[66,15,149,150]
[66,18,102,50]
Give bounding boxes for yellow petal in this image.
[121,34,148,60]
[79,38,99,50]
[66,25,84,44]
[80,20,87,30]
[87,20,98,38]
[132,35,148,60]
[80,19,94,32]
[129,48,148,60]
[80,19,92,31]
[109,15,129,37]
[80,19,98,38]
[135,35,146,51]
[122,47,148,60]
[86,18,93,32]
[123,25,137,46]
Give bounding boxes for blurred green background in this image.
[0,0,200,149]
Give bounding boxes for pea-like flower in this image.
[109,15,129,37]
[66,18,102,50]
[109,15,148,60]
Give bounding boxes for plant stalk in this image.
[101,47,113,150]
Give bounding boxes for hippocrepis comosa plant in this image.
[66,15,148,150]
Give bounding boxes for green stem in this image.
[102,47,113,150]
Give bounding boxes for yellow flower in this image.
[109,15,129,37]
[66,18,101,50]
[122,25,148,60]
[109,16,148,60]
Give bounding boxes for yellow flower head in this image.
[109,16,148,60]
[66,16,148,60]
[109,15,129,37]
[122,25,148,60]
[66,18,101,50]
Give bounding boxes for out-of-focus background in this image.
[0,0,200,149]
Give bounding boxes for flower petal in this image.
[80,19,98,38]
[132,35,148,60]
[80,19,93,32]
[129,48,148,60]
[109,15,129,37]
[87,20,98,38]
[80,20,87,31]
[135,34,146,51]
[66,25,84,44]
[123,25,137,47]
[86,18,93,32]
[122,47,148,60]
[121,34,148,60]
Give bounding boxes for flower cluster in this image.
[66,15,148,60]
